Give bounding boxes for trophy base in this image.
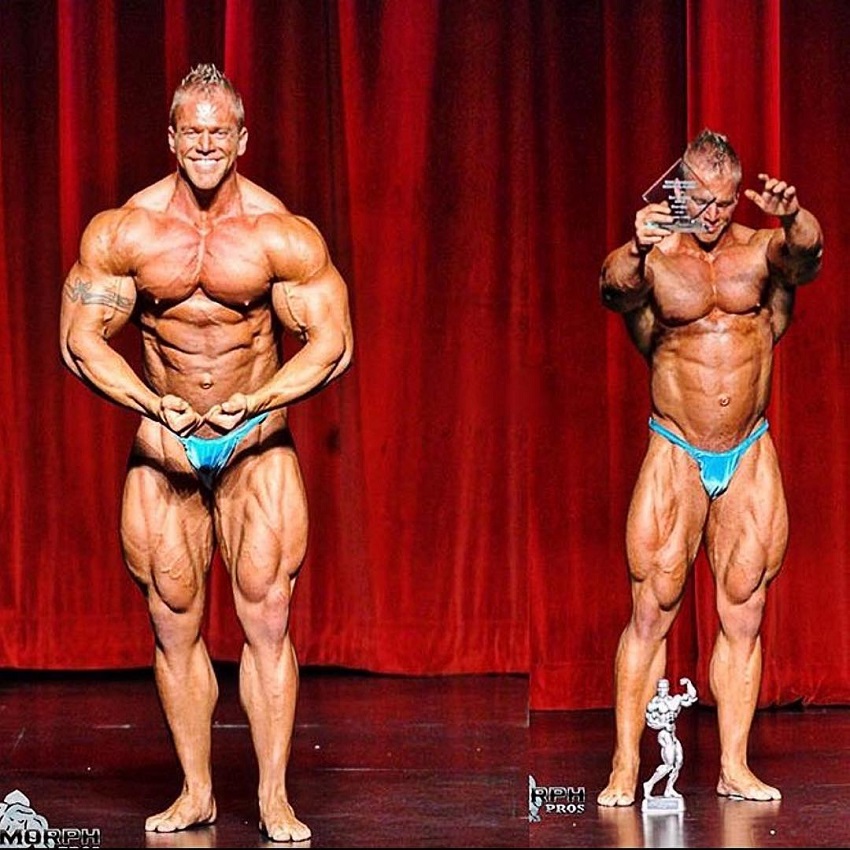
[642,795,685,814]
[672,219,709,233]
[647,219,708,234]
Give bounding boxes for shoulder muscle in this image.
[261,213,329,283]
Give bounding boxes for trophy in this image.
[642,159,713,233]
[641,677,698,814]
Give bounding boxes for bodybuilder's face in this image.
[168,90,247,193]
[685,158,740,246]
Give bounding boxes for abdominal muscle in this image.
[145,291,281,399]
[132,295,288,464]
[649,309,774,451]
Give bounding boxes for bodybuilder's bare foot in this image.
[717,766,781,801]
[597,770,638,807]
[260,800,311,843]
[145,791,217,833]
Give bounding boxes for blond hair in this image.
[169,63,245,128]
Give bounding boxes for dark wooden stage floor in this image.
[1,666,849,847]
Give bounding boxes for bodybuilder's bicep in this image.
[61,208,138,343]
[60,256,137,381]
[766,225,823,287]
[61,264,136,339]
[268,216,352,346]
[274,267,350,342]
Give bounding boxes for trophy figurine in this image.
[642,158,714,233]
[641,677,698,813]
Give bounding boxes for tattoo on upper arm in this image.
[64,277,133,313]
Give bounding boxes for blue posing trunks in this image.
[648,417,769,500]
[178,413,269,489]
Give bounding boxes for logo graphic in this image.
[528,776,586,822]
[0,790,100,848]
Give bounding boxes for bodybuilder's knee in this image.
[239,583,292,642]
[631,609,670,643]
[631,590,680,641]
[148,594,205,655]
[717,591,765,645]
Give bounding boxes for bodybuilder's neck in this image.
[171,171,242,221]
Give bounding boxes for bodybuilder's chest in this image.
[651,251,767,325]
[134,223,270,307]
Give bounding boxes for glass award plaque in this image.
[642,158,713,233]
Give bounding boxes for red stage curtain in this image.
[1,1,849,710]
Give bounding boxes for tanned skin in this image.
[596,135,822,808]
[60,73,352,842]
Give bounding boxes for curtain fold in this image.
[1,0,849,708]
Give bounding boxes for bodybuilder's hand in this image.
[744,173,800,222]
[634,202,674,253]
[203,393,251,433]
[159,394,204,436]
